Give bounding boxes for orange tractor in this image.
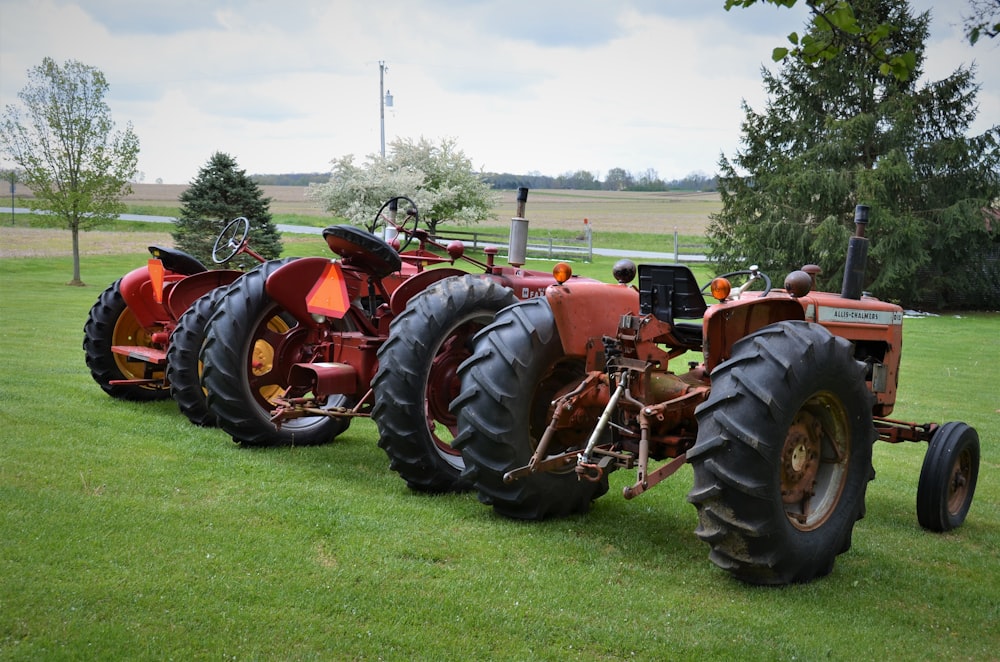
[453,205,980,584]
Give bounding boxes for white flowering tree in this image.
[308,137,498,235]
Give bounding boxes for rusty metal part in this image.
[526,372,609,470]
[781,411,822,505]
[947,448,975,513]
[578,373,627,465]
[623,452,688,499]
[874,417,938,443]
[503,450,582,483]
[269,388,374,427]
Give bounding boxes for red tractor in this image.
[83,219,269,425]
[199,190,597,492]
[452,205,980,585]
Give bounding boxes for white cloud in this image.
[1,0,995,184]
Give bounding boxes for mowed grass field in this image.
[4,185,718,259]
[1,195,998,659]
[116,183,720,235]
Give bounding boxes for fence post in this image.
[585,218,592,263]
[674,227,679,262]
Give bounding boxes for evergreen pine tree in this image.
[710,0,1000,309]
[173,152,283,268]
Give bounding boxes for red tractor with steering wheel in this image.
[199,189,597,493]
[83,218,272,426]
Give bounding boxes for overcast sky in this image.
[1,0,996,185]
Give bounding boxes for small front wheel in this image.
[917,422,979,532]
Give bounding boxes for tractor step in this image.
[111,345,167,365]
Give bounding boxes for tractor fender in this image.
[118,263,184,330]
[388,267,469,316]
[702,296,806,371]
[264,257,344,328]
[545,281,640,356]
[164,269,242,320]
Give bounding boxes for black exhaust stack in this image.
[841,204,870,300]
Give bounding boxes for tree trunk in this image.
[68,221,84,286]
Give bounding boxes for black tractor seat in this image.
[638,263,707,349]
[147,246,209,275]
[322,225,402,278]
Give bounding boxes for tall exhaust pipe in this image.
[509,186,529,267]
[841,204,870,299]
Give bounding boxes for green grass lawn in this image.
[1,251,998,661]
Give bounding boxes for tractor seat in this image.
[638,264,707,348]
[147,246,208,275]
[322,225,402,278]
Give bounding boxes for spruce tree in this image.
[710,0,1000,309]
[173,152,283,268]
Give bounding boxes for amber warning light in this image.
[553,262,573,284]
[709,277,732,301]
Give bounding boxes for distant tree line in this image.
[251,168,718,192]
[481,169,718,192]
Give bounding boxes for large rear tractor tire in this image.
[166,286,228,426]
[916,422,979,532]
[687,320,876,585]
[452,298,609,519]
[83,278,171,401]
[200,259,352,446]
[372,275,518,493]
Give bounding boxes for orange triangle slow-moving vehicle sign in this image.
[148,258,165,304]
[306,261,350,318]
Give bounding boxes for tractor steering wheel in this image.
[367,196,419,251]
[212,217,251,264]
[701,267,773,300]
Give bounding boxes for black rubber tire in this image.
[201,259,353,446]
[372,275,518,493]
[166,259,291,426]
[687,320,876,585]
[166,286,228,426]
[83,278,171,401]
[452,298,609,519]
[916,422,979,532]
